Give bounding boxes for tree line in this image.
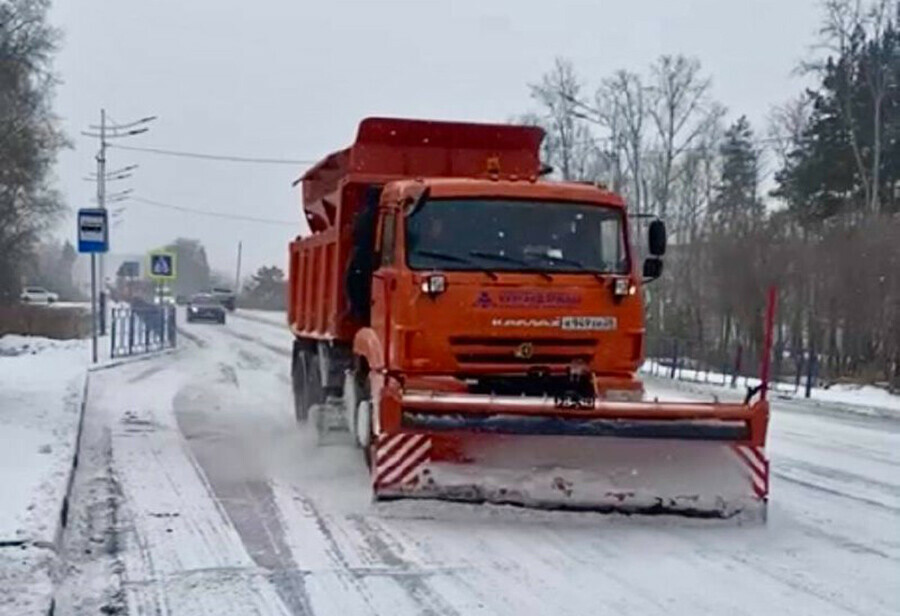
[0,0,66,302]
[520,0,899,389]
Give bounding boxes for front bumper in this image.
[388,389,768,444]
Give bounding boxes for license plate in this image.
[560,316,617,331]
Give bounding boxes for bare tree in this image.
[767,95,813,170]
[595,71,648,215]
[646,55,724,221]
[861,0,895,214]
[529,58,589,180]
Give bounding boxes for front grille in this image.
[455,353,593,365]
[449,336,595,347]
[449,336,596,368]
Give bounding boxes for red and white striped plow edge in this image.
[373,433,432,490]
[731,445,769,500]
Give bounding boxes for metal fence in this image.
[110,305,177,358]
[643,335,820,397]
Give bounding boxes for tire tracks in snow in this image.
[772,471,900,514]
[345,514,462,616]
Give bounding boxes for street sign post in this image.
[148,252,176,280]
[148,252,176,305]
[77,208,109,364]
[77,208,109,254]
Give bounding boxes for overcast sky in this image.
[50,0,821,281]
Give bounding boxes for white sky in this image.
[50,0,821,279]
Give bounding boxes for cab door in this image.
[370,208,399,368]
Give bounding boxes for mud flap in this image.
[372,432,768,518]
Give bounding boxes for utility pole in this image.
[234,241,243,292]
[96,109,107,335]
[83,111,156,330]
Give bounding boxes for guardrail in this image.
[109,305,176,358]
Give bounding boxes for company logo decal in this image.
[513,342,535,359]
[473,290,582,309]
[473,291,494,308]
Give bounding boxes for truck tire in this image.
[291,348,310,423]
[293,348,325,424]
[304,359,325,417]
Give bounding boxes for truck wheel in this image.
[357,401,372,449]
[294,351,325,423]
[292,350,310,423]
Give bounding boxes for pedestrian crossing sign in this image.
[149,252,176,280]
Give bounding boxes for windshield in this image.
[406,198,627,274]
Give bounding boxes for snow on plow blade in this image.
[372,392,769,518]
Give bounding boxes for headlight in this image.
[614,278,636,297]
[421,274,446,295]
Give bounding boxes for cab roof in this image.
[387,178,626,209]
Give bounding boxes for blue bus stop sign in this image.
[77,208,109,253]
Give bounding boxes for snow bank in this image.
[0,335,88,544]
[810,382,900,413]
[641,359,900,416]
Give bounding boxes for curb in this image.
[53,372,90,552]
[88,347,178,373]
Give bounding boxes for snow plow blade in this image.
[372,392,769,518]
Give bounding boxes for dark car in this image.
[186,294,226,324]
[211,287,236,311]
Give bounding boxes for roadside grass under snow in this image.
[0,335,88,544]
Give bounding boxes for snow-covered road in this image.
[53,310,900,615]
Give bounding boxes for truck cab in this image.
[360,177,659,405]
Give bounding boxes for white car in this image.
[20,287,59,304]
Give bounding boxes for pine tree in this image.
[711,116,763,232]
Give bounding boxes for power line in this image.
[130,196,298,226]
[109,143,316,165]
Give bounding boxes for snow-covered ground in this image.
[36,311,899,615]
[0,335,88,616]
[642,358,900,418]
[0,335,88,542]
[233,308,288,328]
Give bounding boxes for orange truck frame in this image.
[288,117,772,516]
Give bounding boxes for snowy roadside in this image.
[232,308,286,327]
[0,335,89,544]
[640,360,900,420]
[0,335,89,615]
[0,323,190,614]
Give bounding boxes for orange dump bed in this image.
[288,117,544,341]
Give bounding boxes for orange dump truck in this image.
[288,117,772,516]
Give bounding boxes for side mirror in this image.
[643,257,663,281]
[648,219,667,256]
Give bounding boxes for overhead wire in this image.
[109,143,317,165]
[129,196,298,226]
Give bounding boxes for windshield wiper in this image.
[469,251,552,281]
[526,253,605,281]
[413,250,498,280]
